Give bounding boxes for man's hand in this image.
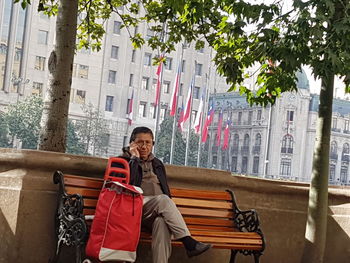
[129,142,140,158]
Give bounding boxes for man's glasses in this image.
[135,141,153,147]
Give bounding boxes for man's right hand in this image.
[129,142,140,158]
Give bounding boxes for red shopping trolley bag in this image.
[85,157,143,262]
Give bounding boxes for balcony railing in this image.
[344,130,350,134]
[281,147,293,154]
[241,146,250,155]
[331,128,341,133]
[330,153,338,160]
[252,145,261,154]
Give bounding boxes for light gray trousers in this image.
[142,194,191,263]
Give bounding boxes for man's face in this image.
[133,132,153,160]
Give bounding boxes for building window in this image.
[146,28,153,40]
[248,111,253,124]
[152,78,158,90]
[238,112,242,125]
[241,157,248,173]
[193,86,200,99]
[78,64,89,79]
[198,47,204,53]
[286,110,294,123]
[195,63,203,76]
[165,57,173,70]
[34,56,45,71]
[160,104,168,122]
[231,156,238,172]
[111,45,119,59]
[342,143,350,162]
[113,21,121,34]
[139,102,147,118]
[281,135,294,154]
[280,158,291,176]
[331,141,337,153]
[257,109,262,120]
[253,156,259,174]
[150,104,156,119]
[105,96,114,112]
[32,82,43,95]
[131,49,136,62]
[221,154,226,170]
[163,81,170,94]
[243,134,250,147]
[144,53,152,66]
[332,117,337,129]
[329,164,336,182]
[108,70,116,84]
[75,90,86,104]
[233,134,239,147]
[142,77,150,90]
[255,133,261,146]
[129,73,134,87]
[38,30,48,45]
[340,165,348,184]
[181,60,185,73]
[179,83,184,96]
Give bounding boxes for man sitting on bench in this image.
[120,126,212,263]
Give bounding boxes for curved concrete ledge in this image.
[0,149,349,263]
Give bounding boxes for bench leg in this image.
[230,250,238,263]
[76,244,82,263]
[253,252,261,263]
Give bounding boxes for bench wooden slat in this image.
[172,197,232,209]
[64,176,103,189]
[183,217,234,227]
[171,188,232,201]
[187,225,237,232]
[178,207,233,218]
[66,186,101,198]
[190,230,261,239]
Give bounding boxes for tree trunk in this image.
[301,73,334,262]
[38,0,78,152]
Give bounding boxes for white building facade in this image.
[0,0,228,156]
[207,72,350,185]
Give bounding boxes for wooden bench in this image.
[51,171,265,263]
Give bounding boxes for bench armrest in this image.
[53,171,87,247]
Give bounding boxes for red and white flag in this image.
[169,63,181,116]
[178,101,185,132]
[222,120,231,150]
[193,88,205,134]
[201,101,214,143]
[155,57,163,106]
[216,110,223,146]
[127,90,134,126]
[183,77,194,123]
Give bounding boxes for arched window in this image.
[243,134,250,147]
[255,133,261,146]
[281,135,293,154]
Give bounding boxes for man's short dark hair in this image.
[129,126,154,143]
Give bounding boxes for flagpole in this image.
[170,43,185,164]
[197,49,213,167]
[185,62,196,166]
[153,24,167,154]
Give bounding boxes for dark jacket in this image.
[118,149,171,197]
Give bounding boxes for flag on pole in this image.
[222,119,231,150]
[155,57,164,106]
[169,63,181,116]
[193,88,205,134]
[216,110,223,146]
[183,76,194,123]
[201,101,214,143]
[178,101,185,132]
[127,89,134,126]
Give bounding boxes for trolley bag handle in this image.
[104,157,130,184]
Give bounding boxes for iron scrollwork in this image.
[51,171,87,263]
